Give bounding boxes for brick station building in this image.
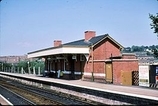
[28,31,138,85]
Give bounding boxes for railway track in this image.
[0,85,35,105]
[0,77,105,105]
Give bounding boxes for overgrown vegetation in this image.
[0,59,45,73]
[123,45,158,58]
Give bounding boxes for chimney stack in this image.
[54,40,62,47]
[85,31,96,41]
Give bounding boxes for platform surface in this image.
[0,72,158,101]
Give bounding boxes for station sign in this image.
[139,65,149,87]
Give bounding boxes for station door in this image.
[105,63,112,83]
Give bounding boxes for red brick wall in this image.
[93,39,121,60]
[91,38,121,74]
[93,62,105,73]
[93,41,106,60]
[104,39,121,59]
[84,62,92,73]
[83,37,139,84]
[112,60,139,84]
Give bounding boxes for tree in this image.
[149,12,158,58]
[153,49,158,58]
[17,61,28,73]
[29,60,44,73]
[16,60,45,73]
[149,13,158,37]
[0,62,12,71]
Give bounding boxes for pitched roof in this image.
[28,34,124,54]
[63,34,107,47]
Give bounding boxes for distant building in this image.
[139,59,158,65]
[135,52,148,56]
[134,51,158,65]
[137,55,155,60]
[0,55,28,63]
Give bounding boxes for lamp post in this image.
[92,44,94,81]
[11,63,13,73]
[0,63,1,71]
[2,63,3,71]
[27,61,30,74]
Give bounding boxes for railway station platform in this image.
[0,72,158,102]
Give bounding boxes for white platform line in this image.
[0,94,13,105]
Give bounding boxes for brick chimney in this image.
[54,40,62,47]
[85,31,96,41]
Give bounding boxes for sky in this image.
[0,0,158,56]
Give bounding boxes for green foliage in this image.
[153,48,158,58]
[29,60,45,72]
[149,13,158,36]
[0,62,12,71]
[17,61,28,72]
[3,63,12,67]
[123,45,158,58]
[149,10,158,58]
[0,58,45,72]
[131,45,146,52]
[16,59,45,73]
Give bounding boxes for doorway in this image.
[105,62,112,83]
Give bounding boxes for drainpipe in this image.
[92,45,94,81]
[111,53,113,83]
[89,42,94,81]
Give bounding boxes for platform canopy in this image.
[27,46,89,58]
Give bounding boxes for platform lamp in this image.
[27,61,30,74]
[0,63,1,71]
[11,63,13,73]
[1,63,3,71]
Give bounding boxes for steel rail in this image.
[0,85,36,105]
[0,77,104,105]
